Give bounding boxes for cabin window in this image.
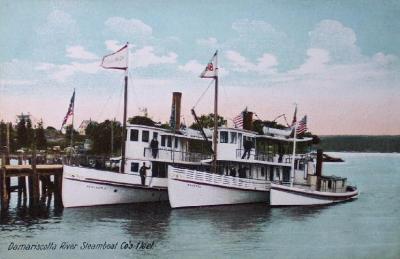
[220,131,228,143]
[174,137,179,148]
[142,130,149,142]
[130,162,139,172]
[153,132,158,140]
[161,135,166,146]
[152,162,167,178]
[238,133,243,147]
[130,129,139,141]
[167,136,172,147]
[230,132,237,144]
[261,167,265,177]
[328,180,332,189]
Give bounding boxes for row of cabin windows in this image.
[130,129,178,148]
[130,129,155,142]
[130,162,167,178]
[219,131,254,145]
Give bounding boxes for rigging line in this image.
[127,70,141,113]
[192,79,214,110]
[113,78,124,120]
[283,114,291,127]
[96,74,123,120]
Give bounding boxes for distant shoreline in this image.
[318,135,400,153]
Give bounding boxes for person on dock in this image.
[139,162,151,186]
[150,137,159,158]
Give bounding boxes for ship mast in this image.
[212,52,218,173]
[120,62,128,173]
[290,104,298,187]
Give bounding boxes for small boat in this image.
[270,148,358,206]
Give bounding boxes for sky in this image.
[0,0,399,135]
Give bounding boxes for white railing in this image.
[144,148,211,163]
[170,167,270,192]
[235,149,311,165]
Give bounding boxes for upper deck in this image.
[125,124,313,167]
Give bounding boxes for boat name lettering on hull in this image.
[86,185,106,190]
[187,183,201,188]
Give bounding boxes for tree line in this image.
[0,118,47,151]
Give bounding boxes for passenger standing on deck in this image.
[139,162,151,186]
[241,138,253,159]
[150,137,159,158]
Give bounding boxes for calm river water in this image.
[0,153,399,259]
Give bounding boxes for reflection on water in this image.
[0,200,330,238]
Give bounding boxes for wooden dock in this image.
[1,150,63,211]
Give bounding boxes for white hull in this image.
[270,183,358,206]
[168,166,270,208]
[62,165,168,208]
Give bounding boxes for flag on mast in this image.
[233,112,243,129]
[296,115,308,134]
[200,51,218,78]
[101,44,129,70]
[61,90,75,129]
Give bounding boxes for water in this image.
[1,153,399,259]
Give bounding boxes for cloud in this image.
[105,40,124,52]
[132,46,177,68]
[66,46,99,60]
[196,37,218,47]
[104,17,152,43]
[225,50,277,74]
[36,10,79,40]
[309,20,363,63]
[290,48,330,75]
[178,60,204,74]
[227,19,288,52]
[50,61,101,82]
[0,79,35,86]
[35,62,56,71]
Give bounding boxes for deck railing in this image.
[235,149,311,165]
[143,148,211,163]
[170,166,270,192]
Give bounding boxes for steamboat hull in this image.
[62,165,168,208]
[270,183,358,206]
[168,166,269,208]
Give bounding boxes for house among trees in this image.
[78,120,91,135]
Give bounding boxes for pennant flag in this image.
[296,115,307,134]
[233,112,243,129]
[200,51,218,78]
[61,90,75,129]
[291,106,297,126]
[101,44,129,70]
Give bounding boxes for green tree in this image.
[189,113,226,130]
[0,121,16,151]
[0,121,6,148]
[128,116,155,126]
[65,125,79,146]
[85,120,122,155]
[16,117,27,149]
[35,121,47,150]
[26,118,34,148]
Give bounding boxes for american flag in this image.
[61,90,75,129]
[233,113,243,129]
[296,115,307,134]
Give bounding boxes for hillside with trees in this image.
[318,136,400,153]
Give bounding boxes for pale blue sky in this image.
[0,0,399,134]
